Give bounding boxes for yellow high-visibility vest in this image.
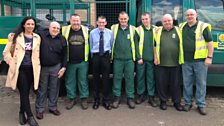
[62,25,89,61]
[111,24,136,61]
[154,26,184,64]
[179,21,212,59]
[136,25,156,59]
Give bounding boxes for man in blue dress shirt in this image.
[90,16,114,110]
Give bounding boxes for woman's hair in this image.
[13,16,37,43]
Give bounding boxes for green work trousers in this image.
[113,59,135,98]
[65,61,89,99]
[136,61,155,96]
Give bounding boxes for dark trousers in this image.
[92,52,111,103]
[155,66,181,104]
[35,63,61,113]
[17,66,34,117]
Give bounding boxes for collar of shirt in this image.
[187,21,198,28]
[162,26,174,31]
[119,24,129,30]
[142,25,152,31]
[97,28,105,34]
[46,31,60,39]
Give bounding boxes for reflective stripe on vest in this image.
[136,25,156,59]
[155,26,184,64]
[62,25,89,61]
[111,24,136,61]
[179,21,212,59]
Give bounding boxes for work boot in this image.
[66,99,76,110]
[135,94,145,104]
[197,107,207,115]
[127,98,135,109]
[81,98,88,110]
[183,104,192,112]
[112,96,120,109]
[148,96,157,107]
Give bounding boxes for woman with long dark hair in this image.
[3,16,41,126]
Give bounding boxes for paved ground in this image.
[1,75,224,126]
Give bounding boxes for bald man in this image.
[35,21,67,119]
[154,14,184,111]
[180,9,213,115]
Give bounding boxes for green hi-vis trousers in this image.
[65,61,89,99]
[136,61,155,96]
[112,59,135,98]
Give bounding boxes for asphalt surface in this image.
[1,75,224,126]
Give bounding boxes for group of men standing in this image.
[35,8,213,121]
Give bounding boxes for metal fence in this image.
[0,0,132,27]
[95,0,128,28]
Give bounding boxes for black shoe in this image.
[112,96,120,109]
[127,98,135,109]
[135,94,145,104]
[81,98,88,110]
[36,112,43,120]
[19,112,27,125]
[174,103,184,111]
[92,101,100,110]
[160,102,167,110]
[148,97,157,107]
[27,116,39,126]
[103,102,112,110]
[49,109,61,116]
[66,99,76,110]
[183,104,192,112]
[197,107,207,115]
